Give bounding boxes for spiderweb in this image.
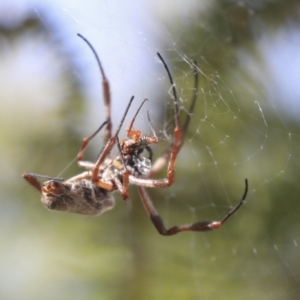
[1,1,300,299]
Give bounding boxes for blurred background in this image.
[1,0,300,299]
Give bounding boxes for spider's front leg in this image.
[138,179,248,236]
[127,53,184,189]
[77,33,112,143]
[75,121,118,193]
[76,96,135,201]
[131,53,183,189]
[150,59,198,178]
[77,121,108,166]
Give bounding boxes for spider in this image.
[23,34,248,236]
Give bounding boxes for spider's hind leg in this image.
[138,179,248,236]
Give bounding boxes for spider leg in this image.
[150,60,198,177]
[143,53,182,187]
[77,121,108,164]
[77,34,112,143]
[77,35,134,195]
[138,179,248,236]
[125,53,184,188]
[115,136,130,199]
[67,171,91,181]
[126,98,148,140]
[92,96,134,183]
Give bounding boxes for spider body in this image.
[23,34,249,236]
[118,108,157,177]
[125,155,152,177]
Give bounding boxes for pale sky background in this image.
[1,0,300,125]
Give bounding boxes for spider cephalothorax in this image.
[23,33,248,236]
